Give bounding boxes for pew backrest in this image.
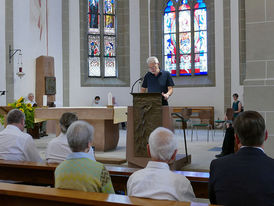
[0,160,209,198]
[0,182,213,206]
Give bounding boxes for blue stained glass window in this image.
[165,0,175,12]
[165,55,176,76]
[104,36,115,56]
[88,35,100,56]
[179,32,191,54]
[194,8,207,30]
[180,55,191,76]
[179,10,191,32]
[164,34,176,56]
[88,0,117,77]
[104,0,115,14]
[163,0,208,76]
[195,0,206,9]
[195,53,207,75]
[194,31,207,53]
[164,12,176,33]
[88,0,100,34]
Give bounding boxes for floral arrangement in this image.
[0,114,4,126]
[8,97,35,129]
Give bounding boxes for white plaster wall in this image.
[231,0,243,104]
[0,0,6,106]
[48,0,63,107]
[13,0,62,105]
[68,0,227,120]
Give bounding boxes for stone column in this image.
[244,0,274,157]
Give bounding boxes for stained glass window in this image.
[163,0,208,76]
[88,0,117,77]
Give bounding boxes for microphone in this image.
[131,77,143,94]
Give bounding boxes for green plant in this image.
[0,114,4,126]
[8,97,35,129]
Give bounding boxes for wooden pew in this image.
[0,182,214,206]
[0,160,209,198]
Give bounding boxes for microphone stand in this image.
[130,78,143,94]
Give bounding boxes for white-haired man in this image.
[25,93,36,106]
[141,56,174,106]
[0,109,42,162]
[127,127,195,202]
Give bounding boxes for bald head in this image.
[148,127,177,162]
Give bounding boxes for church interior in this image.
[0,0,274,205]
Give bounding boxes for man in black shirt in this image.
[141,56,175,105]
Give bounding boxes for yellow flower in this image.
[27,107,32,111]
[8,103,11,106]
[18,97,23,103]
[16,103,22,107]
[26,103,32,108]
[19,108,24,113]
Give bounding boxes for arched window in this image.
[164,0,207,76]
[88,0,117,77]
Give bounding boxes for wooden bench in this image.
[0,160,209,198]
[172,106,214,128]
[0,182,214,206]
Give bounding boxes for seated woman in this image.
[54,121,114,193]
[46,112,95,163]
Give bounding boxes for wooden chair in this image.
[174,108,192,132]
[226,108,234,122]
[191,110,213,142]
[214,108,235,137]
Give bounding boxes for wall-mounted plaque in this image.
[45,76,56,95]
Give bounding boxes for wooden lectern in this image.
[127,93,190,169]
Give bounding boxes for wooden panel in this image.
[172,106,214,128]
[127,106,186,169]
[36,56,55,107]
[133,93,162,157]
[0,182,214,206]
[35,107,114,120]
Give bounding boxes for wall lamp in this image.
[0,91,6,96]
[9,45,25,79]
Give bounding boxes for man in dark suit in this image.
[209,111,274,206]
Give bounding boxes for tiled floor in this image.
[35,128,224,171]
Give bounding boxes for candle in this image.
[43,95,47,106]
[108,92,112,106]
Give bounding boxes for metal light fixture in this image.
[9,45,25,79]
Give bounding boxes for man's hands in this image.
[162,92,170,100]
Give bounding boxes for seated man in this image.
[0,109,42,162]
[127,127,195,202]
[55,121,114,193]
[46,112,95,163]
[25,92,36,106]
[209,111,274,206]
